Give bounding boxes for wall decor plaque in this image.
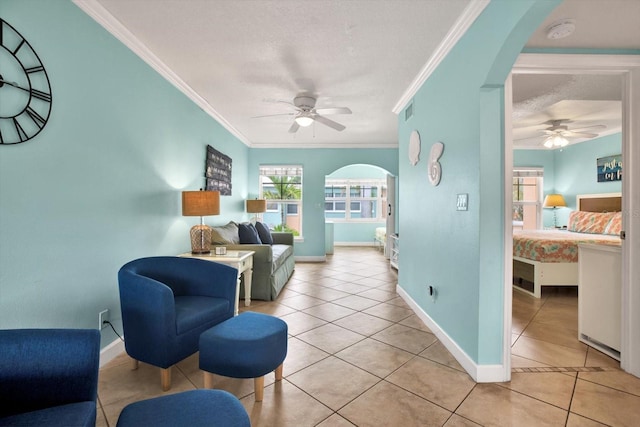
[205,145,232,195]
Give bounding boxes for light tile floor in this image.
[98,247,640,426]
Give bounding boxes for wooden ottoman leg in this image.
[275,363,284,381]
[203,371,215,389]
[161,367,172,391]
[254,376,265,402]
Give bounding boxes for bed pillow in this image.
[254,221,273,245]
[238,222,262,244]
[210,221,240,244]
[567,211,615,234]
[603,211,622,236]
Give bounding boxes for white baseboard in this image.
[295,256,326,262]
[334,242,376,247]
[99,337,125,368]
[396,285,508,383]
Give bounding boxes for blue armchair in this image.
[0,328,100,427]
[118,256,238,390]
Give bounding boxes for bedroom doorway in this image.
[504,54,640,378]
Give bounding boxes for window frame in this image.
[259,165,303,236]
[512,168,544,230]
[324,178,386,222]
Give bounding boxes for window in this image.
[513,168,543,230]
[324,179,386,221]
[259,166,302,236]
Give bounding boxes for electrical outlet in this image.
[99,309,109,330]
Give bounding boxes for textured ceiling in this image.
[91,0,472,148]
[513,0,640,149]
[83,0,639,149]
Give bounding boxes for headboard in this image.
[577,193,622,212]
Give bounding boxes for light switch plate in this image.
[457,193,468,211]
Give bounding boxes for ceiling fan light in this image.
[295,116,314,127]
[543,138,554,148]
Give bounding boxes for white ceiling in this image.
[81,0,639,149]
[513,0,640,149]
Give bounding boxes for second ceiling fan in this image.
[255,95,352,133]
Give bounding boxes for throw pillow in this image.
[238,222,262,244]
[210,221,240,245]
[255,221,273,245]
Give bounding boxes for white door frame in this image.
[505,53,640,377]
[385,174,396,259]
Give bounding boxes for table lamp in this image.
[543,193,566,228]
[246,199,266,223]
[182,190,220,254]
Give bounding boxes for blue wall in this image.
[0,1,250,347]
[514,133,622,227]
[248,149,397,257]
[397,0,559,366]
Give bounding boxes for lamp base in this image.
[189,224,212,255]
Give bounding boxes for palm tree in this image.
[263,175,301,233]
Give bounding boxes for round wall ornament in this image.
[0,18,52,145]
[408,130,421,166]
[428,141,444,186]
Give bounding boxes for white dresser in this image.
[578,243,622,360]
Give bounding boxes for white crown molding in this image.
[249,141,399,149]
[72,0,251,146]
[392,0,490,114]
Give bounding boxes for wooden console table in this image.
[179,250,254,315]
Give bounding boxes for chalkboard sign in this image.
[205,145,232,195]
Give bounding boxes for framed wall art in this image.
[597,154,622,182]
[205,145,232,195]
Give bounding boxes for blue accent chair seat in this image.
[118,256,238,391]
[116,389,250,427]
[0,329,100,427]
[199,311,288,401]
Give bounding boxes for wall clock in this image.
[0,18,52,145]
[408,130,421,166]
[428,142,444,186]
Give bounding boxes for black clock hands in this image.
[0,77,30,93]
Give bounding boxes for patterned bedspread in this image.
[513,229,620,263]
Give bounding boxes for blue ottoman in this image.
[199,311,288,402]
[116,389,250,427]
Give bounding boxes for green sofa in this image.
[209,222,295,301]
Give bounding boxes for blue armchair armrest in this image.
[0,328,100,425]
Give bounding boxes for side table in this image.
[179,250,254,315]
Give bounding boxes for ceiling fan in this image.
[253,95,352,133]
[541,119,606,148]
[515,119,606,148]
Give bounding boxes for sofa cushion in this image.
[254,222,273,245]
[0,401,96,427]
[238,223,262,244]
[271,244,294,272]
[210,222,239,245]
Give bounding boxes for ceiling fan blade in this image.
[314,107,352,115]
[314,114,346,131]
[288,121,300,133]
[252,112,296,119]
[567,124,606,132]
[562,131,599,138]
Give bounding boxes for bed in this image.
[513,193,622,298]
